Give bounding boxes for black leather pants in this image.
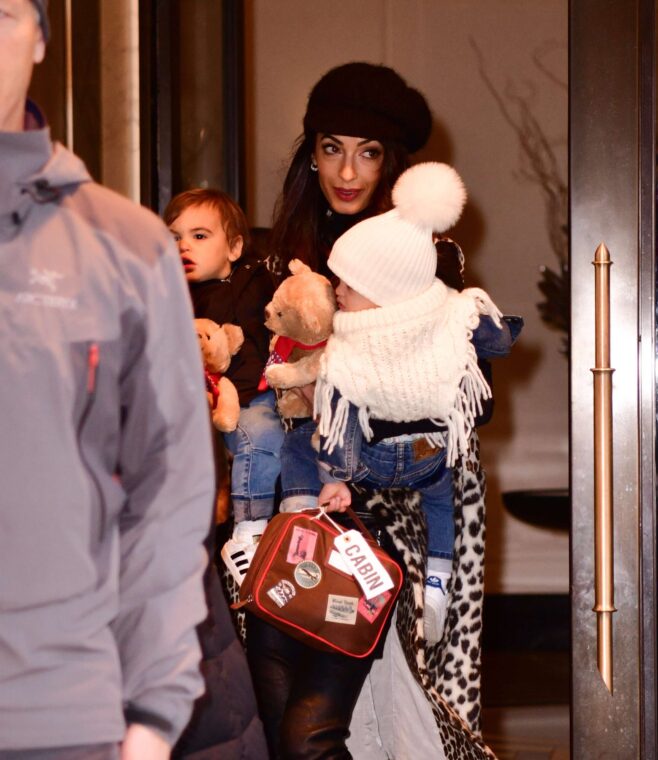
[246,614,375,760]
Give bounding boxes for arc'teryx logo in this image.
[15,267,77,310]
[29,267,64,292]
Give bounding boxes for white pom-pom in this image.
[392,162,467,232]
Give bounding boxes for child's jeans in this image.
[223,390,284,523]
[280,419,454,559]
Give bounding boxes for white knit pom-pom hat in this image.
[328,162,467,306]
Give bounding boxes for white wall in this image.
[246,0,569,593]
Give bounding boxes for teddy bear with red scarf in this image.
[195,318,244,433]
[261,259,336,419]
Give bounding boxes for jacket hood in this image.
[0,128,90,241]
[23,140,90,190]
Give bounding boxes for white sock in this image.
[279,494,318,513]
[233,518,269,544]
[427,556,452,579]
[424,558,451,644]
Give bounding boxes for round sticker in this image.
[294,560,322,589]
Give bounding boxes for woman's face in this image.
[313,134,385,215]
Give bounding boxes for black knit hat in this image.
[303,62,432,154]
[30,0,50,43]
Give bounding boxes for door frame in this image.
[138,0,246,215]
[570,0,656,755]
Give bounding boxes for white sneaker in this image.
[221,519,268,586]
[423,573,450,644]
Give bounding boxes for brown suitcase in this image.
[236,507,403,657]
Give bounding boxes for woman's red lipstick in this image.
[334,188,361,202]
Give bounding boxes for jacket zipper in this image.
[87,342,99,392]
[76,342,107,542]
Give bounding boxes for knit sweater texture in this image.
[314,279,501,465]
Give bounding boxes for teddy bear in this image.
[194,318,244,433]
[263,259,337,418]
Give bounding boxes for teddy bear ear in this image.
[288,259,311,277]
[193,318,210,340]
[303,311,321,335]
[195,317,220,336]
[223,324,245,355]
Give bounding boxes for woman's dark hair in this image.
[269,133,410,278]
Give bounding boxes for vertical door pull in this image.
[591,242,615,693]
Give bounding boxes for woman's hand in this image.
[319,482,351,512]
[120,724,170,760]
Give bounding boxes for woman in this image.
[268,61,464,291]
[248,62,510,760]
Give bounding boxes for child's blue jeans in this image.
[280,419,454,559]
[223,390,284,523]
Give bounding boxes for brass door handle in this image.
[591,242,616,693]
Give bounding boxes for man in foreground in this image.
[0,1,215,758]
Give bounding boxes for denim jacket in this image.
[472,314,523,358]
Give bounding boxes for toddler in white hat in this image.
[280,162,503,643]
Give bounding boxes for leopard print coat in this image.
[365,433,496,759]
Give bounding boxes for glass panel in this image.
[176,0,225,192]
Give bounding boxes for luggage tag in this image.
[327,548,352,576]
[333,529,394,600]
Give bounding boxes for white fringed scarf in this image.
[314,279,502,466]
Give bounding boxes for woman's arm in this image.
[435,237,465,291]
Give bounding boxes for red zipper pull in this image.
[87,343,99,393]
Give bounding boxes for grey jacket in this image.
[0,128,215,749]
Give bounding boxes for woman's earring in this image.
[310,158,319,172]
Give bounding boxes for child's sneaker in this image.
[221,518,268,586]
[423,572,450,644]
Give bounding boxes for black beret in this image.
[303,62,432,154]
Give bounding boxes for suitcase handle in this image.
[317,503,377,545]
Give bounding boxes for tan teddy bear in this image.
[263,259,337,418]
[195,318,244,433]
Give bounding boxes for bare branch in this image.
[470,37,568,350]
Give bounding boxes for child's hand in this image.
[319,482,351,512]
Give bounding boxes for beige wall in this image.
[100,0,140,201]
[246,0,568,594]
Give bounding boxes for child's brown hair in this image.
[164,188,250,249]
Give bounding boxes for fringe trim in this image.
[315,380,348,454]
[430,348,491,466]
[315,339,491,466]
[467,287,503,329]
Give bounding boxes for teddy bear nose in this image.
[264,304,272,320]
